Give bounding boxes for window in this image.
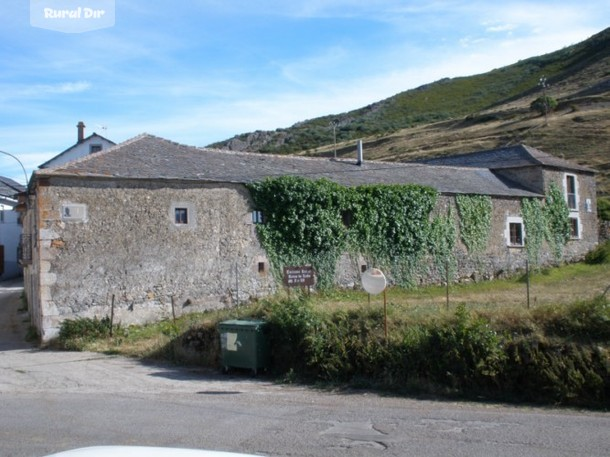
[170,202,196,228]
[565,174,578,211]
[258,262,266,273]
[175,208,188,225]
[506,217,524,247]
[252,211,264,224]
[341,210,353,227]
[89,144,103,153]
[569,216,580,239]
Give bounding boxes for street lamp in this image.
[0,149,29,187]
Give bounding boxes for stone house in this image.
[20,134,598,342]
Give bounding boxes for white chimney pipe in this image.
[357,139,363,166]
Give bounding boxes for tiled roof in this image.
[0,176,25,198]
[37,134,543,197]
[421,144,595,173]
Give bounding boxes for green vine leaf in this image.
[456,194,493,258]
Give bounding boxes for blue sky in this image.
[1,0,608,184]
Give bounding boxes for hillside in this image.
[209,27,610,196]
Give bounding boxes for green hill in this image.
[208,27,610,196]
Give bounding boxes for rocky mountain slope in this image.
[209,28,610,196]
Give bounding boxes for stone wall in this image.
[30,178,273,341]
[26,168,600,341]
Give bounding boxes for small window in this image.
[89,144,103,153]
[506,217,524,247]
[565,175,578,211]
[258,262,266,273]
[569,217,580,239]
[175,208,188,225]
[170,202,196,228]
[509,222,524,246]
[342,210,353,227]
[252,211,264,224]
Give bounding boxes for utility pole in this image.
[331,119,338,159]
[539,76,548,126]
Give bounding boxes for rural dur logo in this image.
[30,0,115,33]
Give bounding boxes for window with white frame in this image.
[569,216,581,239]
[251,210,264,224]
[564,174,578,211]
[506,217,525,247]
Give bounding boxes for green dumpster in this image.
[219,320,270,375]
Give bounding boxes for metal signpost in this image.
[361,268,388,340]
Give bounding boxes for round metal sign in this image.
[361,268,387,295]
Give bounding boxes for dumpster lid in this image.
[219,319,267,327]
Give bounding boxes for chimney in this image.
[356,139,363,166]
[77,121,85,143]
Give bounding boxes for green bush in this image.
[543,295,610,341]
[261,297,321,375]
[247,297,609,407]
[58,316,112,350]
[598,197,610,221]
[530,95,558,115]
[585,240,610,265]
[502,337,608,406]
[400,304,506,394]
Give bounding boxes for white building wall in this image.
[41,136,115,169]
[0,202,22,279]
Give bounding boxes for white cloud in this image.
[0,81,91,100]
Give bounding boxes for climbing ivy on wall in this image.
[247,177,438,289]
[347,184,438,286]
[520,183,571,267]
[521,198,546,266]
[247,176,348,289]
[544,182,570,262]
[455,194,493,258]
[427,206,458,281]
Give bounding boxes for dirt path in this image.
[0,278,31,350]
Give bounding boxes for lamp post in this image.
[0,149,29,186]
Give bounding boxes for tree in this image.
[530,95,558,116]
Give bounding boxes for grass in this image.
[60,260,609,359]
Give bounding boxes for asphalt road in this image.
[1,279,609,457]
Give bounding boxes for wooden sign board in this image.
[283,266,315,287]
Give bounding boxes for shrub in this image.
[598,197,610,221]
[530,95,558,115]
[261,297,321,375]
[401,304,506,394]
[58,316,112,350]
[585,240,610,265]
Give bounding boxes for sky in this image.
[0,0,608,185]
